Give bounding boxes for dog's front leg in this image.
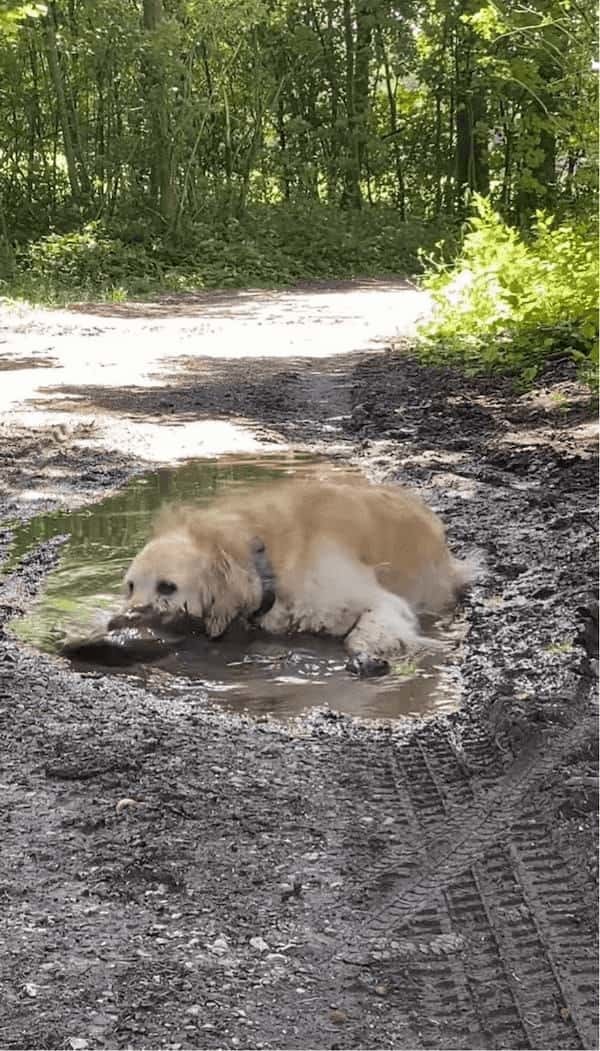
[344,592,425,677]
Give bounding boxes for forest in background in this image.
[0,0,597,381]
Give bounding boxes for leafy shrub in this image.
[10,223,164,301]
[417,197,598,388]
[1,206,454,305]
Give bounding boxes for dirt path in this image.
[0,279,426,469]
[0,284,598,1050]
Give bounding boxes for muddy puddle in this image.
[4,454,464,721]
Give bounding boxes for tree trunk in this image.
[44,4,80,200]
[353,1,372,181]
[499,100,513,215]
[515,61,557,226]
[472,83,489,195]
[142,0,176,224]
[378,25,406,219]
[455,30,488,211]
[276,91,290,200]
[341,0,361,208]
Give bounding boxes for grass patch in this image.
[390,659,420,677]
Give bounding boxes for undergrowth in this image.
[0,204,455,306]
[417,197,598,388]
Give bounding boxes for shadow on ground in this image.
[30,353,367,445]
[32,349,598,450]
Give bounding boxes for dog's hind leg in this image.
[344,590,440,676]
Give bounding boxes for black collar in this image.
[250,540,276,620]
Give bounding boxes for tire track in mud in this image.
[332,713,598,1050]
[509,823,599,1049]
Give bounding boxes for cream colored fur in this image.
[120,478,474,660]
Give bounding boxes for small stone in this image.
[89,1014,114,1027]
[280,877,303,902]
[24,982,38,997]
[207,935,229,956]
[115,798,139,814]
[329,1009,348,1024]
[249,936,270,953]
[374,985,388,996]
[185,1005,202,1017]
[69,1041,89,1051]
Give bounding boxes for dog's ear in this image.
[201,547,258,639]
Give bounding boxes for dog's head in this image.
[109,525,274,638]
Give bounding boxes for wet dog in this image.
[110,478,475,675]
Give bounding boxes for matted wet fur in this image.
[115,477,475,670]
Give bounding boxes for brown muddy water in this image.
[5,455,464,721]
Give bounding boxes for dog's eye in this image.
[156,579,177,596]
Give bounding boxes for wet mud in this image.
[0,288,597,1050]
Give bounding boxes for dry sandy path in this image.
[0,279,430,462]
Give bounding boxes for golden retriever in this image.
[111,478,474,674]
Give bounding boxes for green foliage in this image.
[20,226,163,297]
[0,0,46,36]
[0,0,596,236]
[417,197,598,387]
[1,207,454,304]
[0,0,595,355]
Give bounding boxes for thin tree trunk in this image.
[353,1,372,182]
[222,80,233,213]
[433,91,442,215]
[444,83,455,214]
[44,3,80,199]
[95,75,105,198]
[455,34,471,212]
[378,26,406,219]
[455,27,488,210]
[472,83,489,195]
[201,39,215,183]
[341,0,361,208]
[142,0,176,224]
[499,100,512,215]
[276,91,290,200]
[326,0,341,199]
[515,61,557,226]
[565,150,578,200]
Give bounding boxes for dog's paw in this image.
[346,652,390,678]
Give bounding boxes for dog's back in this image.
[158,478,465,614]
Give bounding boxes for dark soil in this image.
[0,331,598,1050]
